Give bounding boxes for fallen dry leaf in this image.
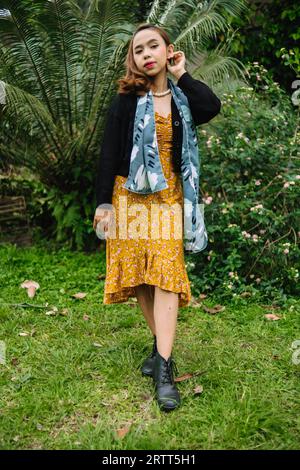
[72,292,87,299]
[116,423,132,439]
[193,385,204,395]
[19,329,35,337]
[60,308,69,316]
[45,310,56,316]
[240,291,252,297]
[202,304,225,315]
[175,373,194,382]
[20,279,40,298]
[265,313,281,321]
[45,306,58,316]
[175,370,207,383]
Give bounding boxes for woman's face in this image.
[132,29,173,76]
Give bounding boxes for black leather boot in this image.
[141,335,157,377]
[152,350,181,411]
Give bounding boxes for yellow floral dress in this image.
[103,111,191,307]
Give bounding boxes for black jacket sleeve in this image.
[177,71,221,125]
[95,95,121,207]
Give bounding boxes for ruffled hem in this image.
[103,250,191,308]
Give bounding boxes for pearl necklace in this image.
[152,88,171,97]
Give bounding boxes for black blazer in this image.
[95,71,221,207]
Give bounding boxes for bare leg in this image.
[154,286,179,361]
[134,284,156,336]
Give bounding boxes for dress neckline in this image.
[155,111,171,120]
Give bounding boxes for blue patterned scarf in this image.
[122,76,208,254]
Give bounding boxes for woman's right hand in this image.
[93,207,114,234]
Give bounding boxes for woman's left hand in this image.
[167,50,186,76]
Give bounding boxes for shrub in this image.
[188,61,300,304]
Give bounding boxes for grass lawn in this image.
[0,242,299,450]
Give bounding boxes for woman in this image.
[93,23,221,412]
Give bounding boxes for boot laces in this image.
[161,357,179,384]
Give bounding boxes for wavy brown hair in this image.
[117,23,171,96]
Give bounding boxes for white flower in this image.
[242,231,251,239]
[204,196,213,205]
[250,204,264,213]
[242,230,251,238]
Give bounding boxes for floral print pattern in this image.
[103,112,191,307]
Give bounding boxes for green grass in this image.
[0,242,299,450]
